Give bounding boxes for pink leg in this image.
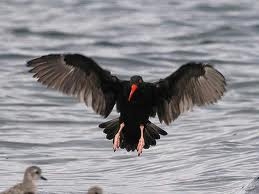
[137,125,145,156]
[113,122,125,152]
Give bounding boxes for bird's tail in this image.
[143,122,168,150]
[99,118,168,151]
[99,118,120,140]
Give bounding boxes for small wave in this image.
[10,27,83,39]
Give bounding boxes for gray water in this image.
[0,0,259,194]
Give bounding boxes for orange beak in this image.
[128,84,138,101]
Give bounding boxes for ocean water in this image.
[0,0,259,193]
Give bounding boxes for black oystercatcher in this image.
[27,54,226,156]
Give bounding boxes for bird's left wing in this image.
[154,62,226,125]
[27,54,121,117]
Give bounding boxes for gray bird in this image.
[87,186,103,194]
[0,166,47,194]
[238,176,259,194]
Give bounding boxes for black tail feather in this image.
[100,118,167,152]
[99,118,119,128]
[100,118,120,140]
[147,122,168,136]
[143,122,167,149]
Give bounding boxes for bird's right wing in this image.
[27,54,122,117]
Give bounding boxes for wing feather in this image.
[27,53,121,117]
[155,62,226,124]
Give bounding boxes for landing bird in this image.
[0,166,47,194]
[27,54,226,156]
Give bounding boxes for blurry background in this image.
[0,0,259,193]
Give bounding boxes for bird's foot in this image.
[113,122,125,152]
[137,124,145,156]
[137,137,145,156]
[113,133,120,151]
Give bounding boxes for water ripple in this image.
[0,0,259,194]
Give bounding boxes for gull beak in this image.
[40,176,47,181]
[128,84,138,101]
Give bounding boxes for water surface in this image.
[0,1,259,193]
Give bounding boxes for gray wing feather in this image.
[155,62,226,125]
[27,54,120,117]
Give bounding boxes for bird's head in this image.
[24,166,47,183]
[87,186,103,194]
[128,75,143,101]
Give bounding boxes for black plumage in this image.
[27,54,226,154]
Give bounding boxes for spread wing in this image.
[27,54,121,117]
[155,62,226,125]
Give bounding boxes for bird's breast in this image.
[118,87,154,124]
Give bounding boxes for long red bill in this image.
[128,84,138,101]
